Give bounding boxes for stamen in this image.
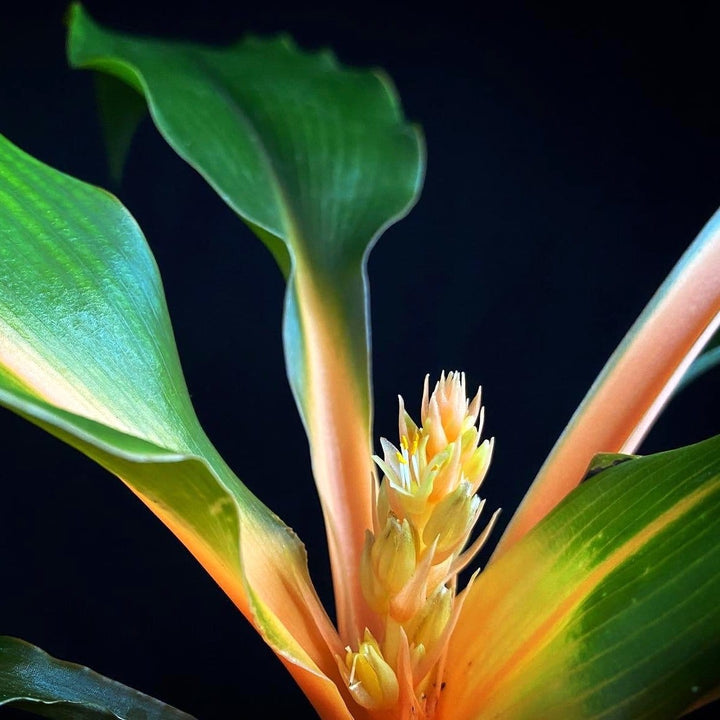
[348,649,359,686]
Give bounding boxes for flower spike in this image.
[342,371,498,717]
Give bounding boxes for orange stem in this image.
[493,209,720,560]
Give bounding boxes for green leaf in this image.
[93,73,147,184]
[0,636,195,719]
[677,328,720,391]
[581,452,639,482]
[442,434,720,719]
[66,3,425,639]
[66,5,423,284]
[0,136,197,452]
[0,133,351,718]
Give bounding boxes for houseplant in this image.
[1,2,720,716]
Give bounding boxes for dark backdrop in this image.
[1,1,719,717]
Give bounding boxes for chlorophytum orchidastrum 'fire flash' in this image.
[1,6,719,719]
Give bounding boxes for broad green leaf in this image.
[0,133,353,719]
[441,434,720,719]
[494,208,720,558]
[0,636,195,720]
[67,4,425,639]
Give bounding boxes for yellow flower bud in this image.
[343,630,399,710]
[461,435,493,493]
[423,481,481,559]
[405,585,453,655]
[373,514,417,595]
[360,531,388,614]
[361,515,417,612]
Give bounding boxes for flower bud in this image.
[461,436,493,493]
[361,515,417,612]
[405,585,453,655]
[373,514,417,595]
[343,630,399,710]
[421,371,480,458]
[423,481,480,559]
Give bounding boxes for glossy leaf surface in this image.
[67,3,425,640]
[0,133,352,718]
[441,434,720,719]
[0,636,195,720]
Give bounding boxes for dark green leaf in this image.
[0,636,195,720]
[93,73,147,184]
[66,0,424,419]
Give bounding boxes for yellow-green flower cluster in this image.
[340,372,499,716]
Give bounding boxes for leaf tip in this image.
[62,1,83,28]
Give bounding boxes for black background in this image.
[1,1,719,717]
